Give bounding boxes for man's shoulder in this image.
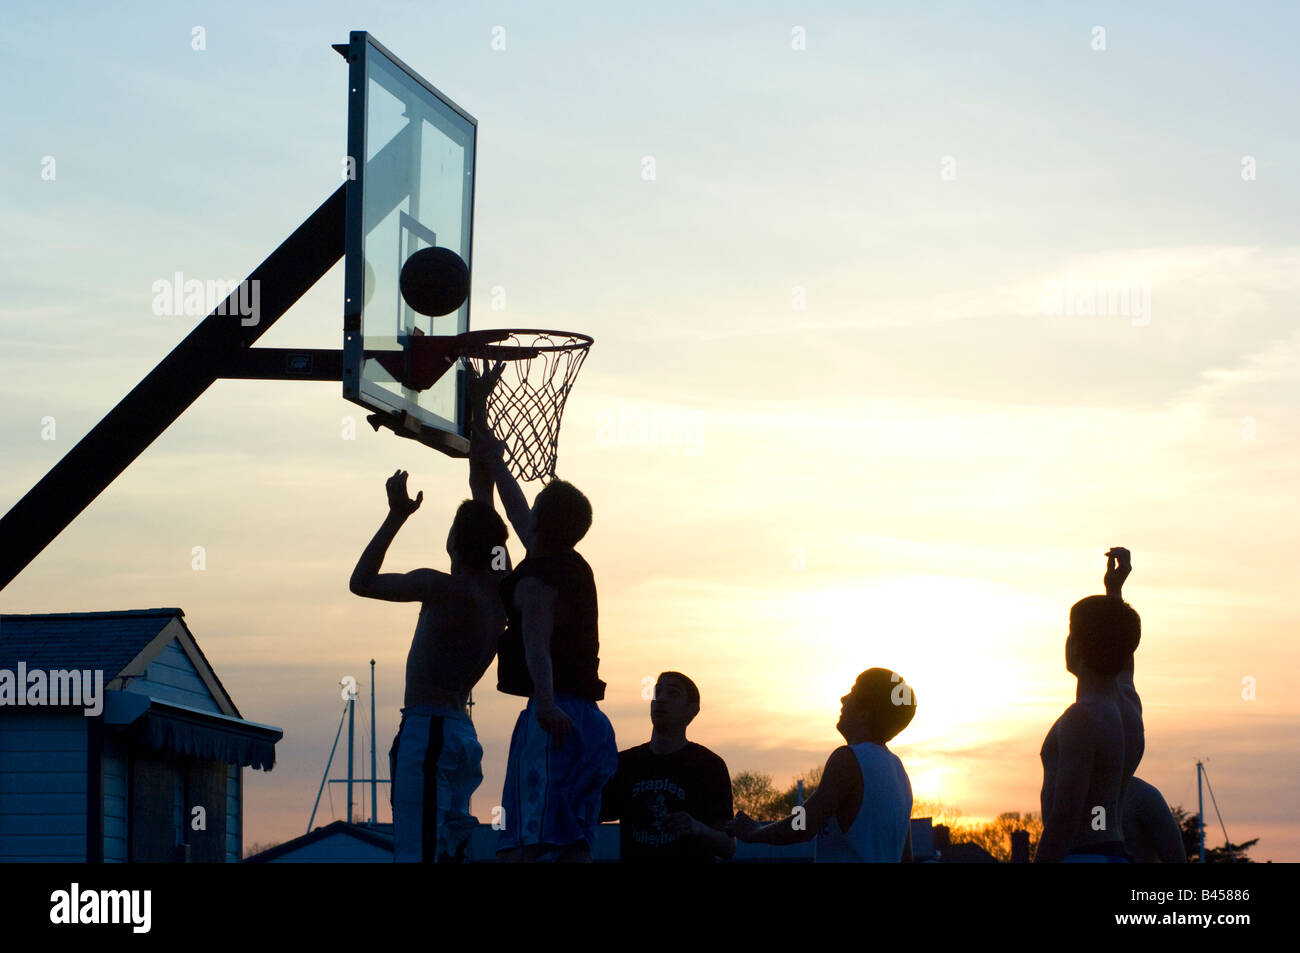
[425,571,495,604]
[511,549,592,583]
[453,568,511,591]
[1059,697,1122,739]
[549,548,594,578]
[412,569,468,602]
[1065,695,1121,718]
[852,742,906,773]
[683,742,731,776]
[559,549,594,584]
[618,741,652,760]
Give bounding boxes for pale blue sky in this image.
[3,1,1297,858]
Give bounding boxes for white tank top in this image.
[814,743,912,863]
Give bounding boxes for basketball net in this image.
[464,331,592,483]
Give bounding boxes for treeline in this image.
[731,770,1256,862]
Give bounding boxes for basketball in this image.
[399,247,469,317]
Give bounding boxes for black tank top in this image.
[497,550,605,701]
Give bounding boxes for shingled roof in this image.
[0,607,279,769]
[0,607,182,676]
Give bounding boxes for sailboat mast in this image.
[370,659,378,825]
[1196,760,1205,863]
[347,689,355,824]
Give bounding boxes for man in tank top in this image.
[730,668,916,862]
[471,408,616,863]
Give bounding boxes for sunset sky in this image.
[2,1,1297,860]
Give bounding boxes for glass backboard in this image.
[342,32,475,455]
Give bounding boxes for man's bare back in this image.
[1123,776,1187,862]
[1038,694,1127,859]
[405,572,506,710]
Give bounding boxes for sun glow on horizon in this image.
[788,575,1057,742]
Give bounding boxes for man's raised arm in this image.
[466,362,532,547]
[468,426,494,506]
[476,425,532,548]
[516,576,575,740]
[731,746,856,847]
[350,470,449,602]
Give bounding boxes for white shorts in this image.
[389,705,482,862]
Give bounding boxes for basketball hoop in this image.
[460,329,593,483]
[366,328,592,481]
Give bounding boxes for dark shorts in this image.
[497,694,617,856]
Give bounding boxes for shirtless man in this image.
[731,668,915,863]
[1105,547,1186,863]
[1035,593,1141,862]
[1123,776,1187,862]
[349,434,509,862]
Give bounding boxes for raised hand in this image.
[466,360,506,428]
[1104,547,1131,598]
[385,469,423,518]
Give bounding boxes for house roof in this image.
[0,607,241,717]
[940,842,998,863]
[0,607,182,676]
[2,608,282,769]
[244,822,395,863]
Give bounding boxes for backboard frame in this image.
[342,30,477,457]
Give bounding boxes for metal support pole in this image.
[370,659,378,825]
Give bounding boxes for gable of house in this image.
[0,608,276,863]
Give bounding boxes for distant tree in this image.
[911,798,968,829]
[732,771,779,819]
[765,766,822,819]
[243,840,284,859]
[1170,804,1258,863]
[731,776,1048,862]
[951,812,1043,862]
[906,800,1040,861]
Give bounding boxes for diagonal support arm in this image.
[0,185,346,593]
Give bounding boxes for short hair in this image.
[1068,595,1141,677]
[656,671,700,708]
[848,668,916,743]
[532,480,592,549]
[450,500,508,571]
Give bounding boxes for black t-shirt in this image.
[497,549,605,701]
[601,742,733,862]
